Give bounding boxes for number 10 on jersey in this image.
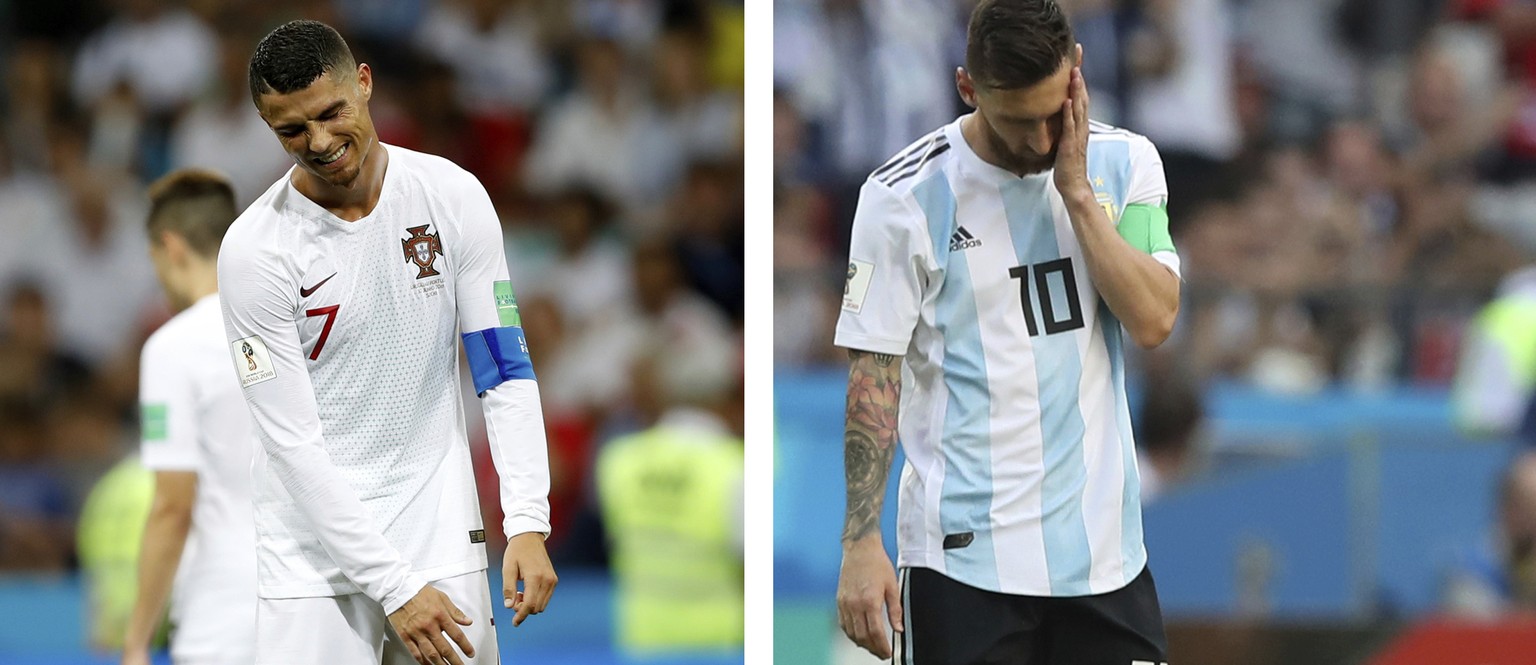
[1008,258,1085,336]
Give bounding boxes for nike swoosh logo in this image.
[298,273,336,298]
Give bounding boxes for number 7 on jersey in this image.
[304,305,340,360]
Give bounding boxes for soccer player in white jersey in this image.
[220,20,556,665]
[834,1,1180,663]
[122,170,256,665]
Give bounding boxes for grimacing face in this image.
[961,58,1073,175]
[256,63,378,188]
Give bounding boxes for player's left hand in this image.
[502,531,557,626]
[1054,45,1092,202]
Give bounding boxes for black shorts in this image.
[896,565,1169,665]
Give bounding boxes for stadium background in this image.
[775,0,1536,663]
[0,0,744,663]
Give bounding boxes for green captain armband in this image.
[1117,203,1175,255]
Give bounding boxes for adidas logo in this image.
[949,226,981,251]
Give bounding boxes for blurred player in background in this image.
[220,20,554,665]
[833,0,1179,662]
[121,169,255,665]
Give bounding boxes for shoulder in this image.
[597,431,646,472]
[142,305,205,365]
[851,176,928,244]
[222,179,287,253]
[218,182,298,280]
[386,143,483,200]
[1088,120,1160,161]
[1087,119,1148,142]
[866,125,955,193]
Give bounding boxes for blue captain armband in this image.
[461,327,536,395]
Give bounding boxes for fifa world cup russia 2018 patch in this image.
[232,335,277,388]
[843,260,875,313]
[401,225,444,279]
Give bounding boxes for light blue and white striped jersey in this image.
[835,115,1180,597]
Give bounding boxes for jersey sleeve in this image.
[444,169,553,541]
[217,241,427,615]
[1123,137,1181,278]
[833,177,927,356]
[138,330,200,472]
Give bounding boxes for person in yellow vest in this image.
[77,455,156,650]
[597,354,743,654]
[1453,265,1536,438]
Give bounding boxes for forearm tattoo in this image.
[842,349,902,542]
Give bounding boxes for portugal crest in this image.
[401,225,444,279]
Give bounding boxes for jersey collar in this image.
[281,142,400,231]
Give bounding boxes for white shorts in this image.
[255,570,499,665]
[168,575,256,665]
[170,609,256,665]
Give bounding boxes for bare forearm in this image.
[1064,194,1179,347]
[842,350,902,545]
[124,502,192,650]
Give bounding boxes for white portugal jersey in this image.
[138,293,257,662]
[218,144,550,614]
[835,116,1181,597]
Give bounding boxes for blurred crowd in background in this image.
[0,0,745,583]
[775,0,1534,390]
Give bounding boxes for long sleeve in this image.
[481,382,552,538]
[446,170,553,540]
[217,244,427,614]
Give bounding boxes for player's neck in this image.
[293,140,390,221]
[182,280,217,309]
[172,265,218,312]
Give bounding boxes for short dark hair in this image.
[146,169,237,258]
[965,0,1075,90]
[248,20,356,104]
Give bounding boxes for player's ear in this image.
[357,63,372,101]
[1074,43,1083,68]
[956,67,978,109]
[160,230,191,264]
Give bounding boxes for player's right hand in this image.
[387,584,475,665]
[836,536,903,660]
[119,649,152,665]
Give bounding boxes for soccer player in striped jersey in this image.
[122,170,256,665]
[834,1,1180,663]
[221,21,554,665]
